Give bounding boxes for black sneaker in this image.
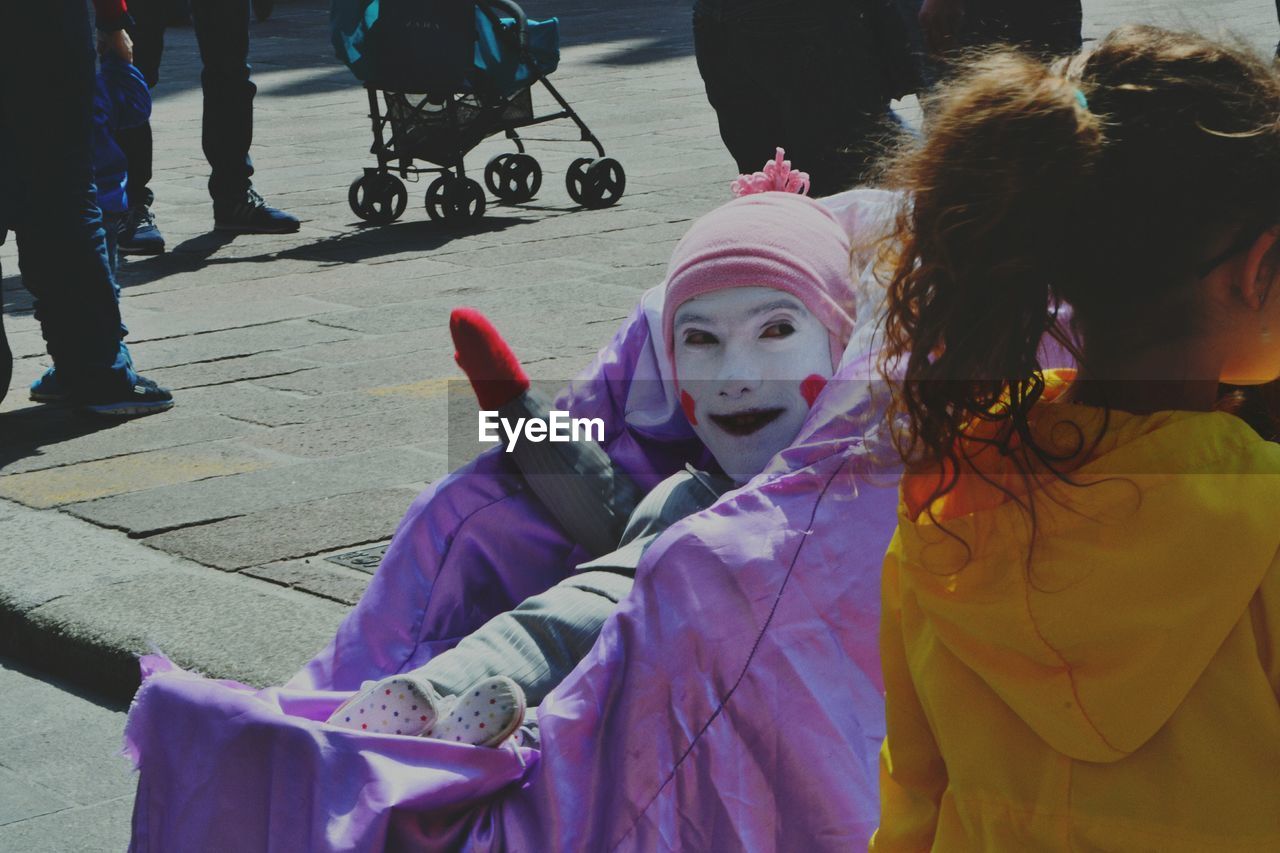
[213,188,300,234]
[119,204,166,255]
[74,374,175,418]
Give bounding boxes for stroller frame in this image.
[348,0,626,226]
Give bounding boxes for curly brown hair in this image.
[879,26,1280,507]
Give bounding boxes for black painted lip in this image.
[708,407,785,436]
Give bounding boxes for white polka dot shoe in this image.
[427,676,526,748]
[326,675,443,736]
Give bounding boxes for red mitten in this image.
[450,308,530,410]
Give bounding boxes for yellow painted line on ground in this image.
[0,447,273,508]
[365,378,452,400]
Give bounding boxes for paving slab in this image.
[125,317,356,368]
[237,403,452,459]
[0,413,256,476]
[0,441,275,509]
[244,556,383,607]
[0,660,136,852]
[0,719,135,808]
[0,794,133,853]
[170,381,443,428]
[0,499,347,703]
[143,485,423,571]
[64,447,443,535]
[278,328,457,365]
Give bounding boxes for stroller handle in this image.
[478,0,529,50]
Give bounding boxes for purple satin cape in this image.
[124,190,906,852]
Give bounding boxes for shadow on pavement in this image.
[2,273,35,319]
[0,404,128,474]
[114,213,534,289]
[0,654,130,712]
[588,33,698,66]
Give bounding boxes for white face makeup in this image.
[673,286,835,484]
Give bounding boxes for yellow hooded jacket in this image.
[872,377,1280,852]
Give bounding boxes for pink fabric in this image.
[730,147,810,197]
[661,192,856,373]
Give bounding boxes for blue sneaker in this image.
[29,366,67,403]
[31,343,135,404]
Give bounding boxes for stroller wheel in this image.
[349,173,408,225]
[485,153,543,204]
[425,175,487,225]
[566,157,626,210]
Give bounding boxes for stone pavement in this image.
[1,0,1277,697]
[0,658,132,852]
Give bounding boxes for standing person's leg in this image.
[693,6,787,176]
[117,0,167,254]
[3,0,172,417]
[190,0,298,232]
[190,0,254,202]
[777,6,899,195]
[694,1,898,196]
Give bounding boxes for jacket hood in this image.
[895,371,1280,763]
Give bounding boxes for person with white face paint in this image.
[327,155,858,747]
[673,287,833,483]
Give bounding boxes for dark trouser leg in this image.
[191,0,256,201]
[14,209,127,389]
[415,571,634,709]
[4,0,128,391]
[776,13,899,195]
[694,13,782,177]
[693,4,894,196]
[120,0,166,207]
[116,124,154,211]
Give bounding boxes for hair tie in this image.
[1073,88,1089,111]
[731,147,810,197]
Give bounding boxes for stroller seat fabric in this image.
[332,0,477,94]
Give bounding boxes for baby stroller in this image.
[332,0,626,225]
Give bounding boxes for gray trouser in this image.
[413,469,726,712]
[417,570,635,709]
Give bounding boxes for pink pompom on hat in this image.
[662,148,856,372]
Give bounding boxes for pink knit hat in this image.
[662,153,856,371]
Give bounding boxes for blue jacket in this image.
[92,55,151,214]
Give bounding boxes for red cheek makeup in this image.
[680,388,699,425]
[800,374,827,408]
